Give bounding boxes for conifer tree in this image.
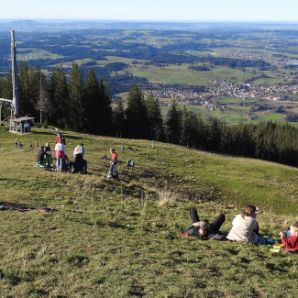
[19,62,38,117]
[125,85,149,138]
[0,73,12,120]
[83,69,100,133]
[83,69,113,135]
[0,72,12,100]
[145,93,164,141]
[113,100,126,137]
[165,100,182,144]
[98,79,113,135]
[207,118,223,151]
[68,63,84,131]
[48,67,69,128]
[181,107,199,147]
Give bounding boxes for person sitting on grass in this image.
[181,207,226,240]
[227,205,273,245]
[43,143,52,168]
[280,222,298,253]
[36,145,45,167]
[227,205,259,243]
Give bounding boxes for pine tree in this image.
[83,69,113,135]
[207,118,223,151]
[48,67,69,128]
[18,62,37,116]
[1,72,12,100]
[113,100,126,137]
[125,85,149,138]
[83,69,100,133]
[165,100,182,144]
[145,93,164,141]
[98,80,113,135]
[68,63,84,131]
[0,74,13,120]
[181,107,199,147]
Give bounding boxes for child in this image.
[280,222,298,253]
[107,148,119,179]
[182,207,226,240]
[55,133,66,145]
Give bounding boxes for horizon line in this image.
[1,18,298,24]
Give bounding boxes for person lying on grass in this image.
[181,207,226,240]
[280,222,298,253]
[227,205,274,245]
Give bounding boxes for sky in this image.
[0,0,298,22]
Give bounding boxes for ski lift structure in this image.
[0,30,34,133]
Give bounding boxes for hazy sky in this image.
[0,0,297,22]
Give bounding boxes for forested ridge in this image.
[1,63,298,167]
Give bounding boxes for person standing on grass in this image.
[55,140,65,172]
[55,132,66,145]
[182,207,226,240]
[107,148,119,179]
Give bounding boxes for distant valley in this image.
[1,20,298,124]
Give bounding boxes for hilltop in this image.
[0,126,297,297]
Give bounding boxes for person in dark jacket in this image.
[182,207,226,240]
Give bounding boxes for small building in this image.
[10,116,34,134]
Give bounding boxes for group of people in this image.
[34,132,122,178]
[54,133,87,173]
[30,132,298,252]
[182,205,298,253]
[35,133,87,173]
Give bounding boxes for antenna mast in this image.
[11,30,20,118]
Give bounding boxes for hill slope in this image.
[0,127,297,297]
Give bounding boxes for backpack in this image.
[127,159,135,168]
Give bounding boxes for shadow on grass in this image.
[0,201,56,212]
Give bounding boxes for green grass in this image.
[255,112,286,122]
[96,56,145,66]
[51,58,94,68]
[130,64,256,86]
[0,127,297,297]
[18,49,64,61]
[161,104,251,124]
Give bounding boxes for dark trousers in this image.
[189,207,225,234]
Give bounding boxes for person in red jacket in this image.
[107,148,119,179]
[280,222,298,253]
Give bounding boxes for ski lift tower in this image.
[9,30,34,133]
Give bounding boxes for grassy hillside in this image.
[0,127,297,297]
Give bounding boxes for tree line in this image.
[1,63,298,167]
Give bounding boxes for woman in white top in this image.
[227,205,260,243]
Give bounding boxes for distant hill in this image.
[2,19,298,32]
